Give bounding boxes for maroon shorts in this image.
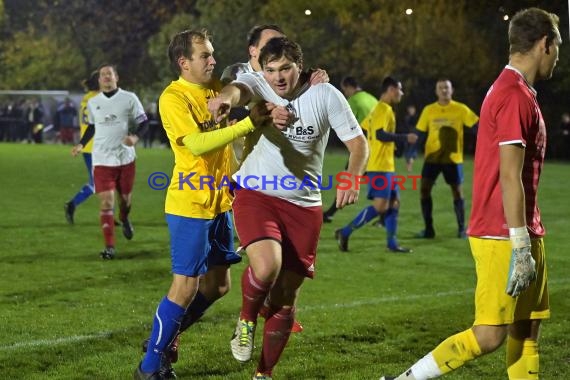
[232,189,322,278]
[93,162,136,194]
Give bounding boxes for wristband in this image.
[509,226,530,249]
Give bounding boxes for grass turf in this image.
[0,143,568,379]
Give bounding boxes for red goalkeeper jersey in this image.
[468,66,546,238]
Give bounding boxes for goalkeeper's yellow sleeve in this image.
[182,117,255,156]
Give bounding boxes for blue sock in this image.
[454,198,465,231]
[179,292,213,333]
[385,207,399,248]
[71,184,94,207]
[141,297,185,373]
[341,205,378,236]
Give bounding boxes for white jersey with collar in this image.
[87,88,146,166]
[232,71,362,207]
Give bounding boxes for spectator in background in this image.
[143,102,159,148]
[26,98,44,144]
[560,113,570,135]
[13,99,27,142]
[55,97,77,144]
[558,112,570,159]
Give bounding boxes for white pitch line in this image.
[0,332,113,352]
[2,279,569,352]
[299,289,472,311]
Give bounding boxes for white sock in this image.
[397,352,442,380]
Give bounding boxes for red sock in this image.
[240,266,272,322]
[100,210,115,247]
[257,306,295,375]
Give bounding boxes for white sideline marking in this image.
[300,289,472,311]
[2,279,568,351]
[0,332,112,351]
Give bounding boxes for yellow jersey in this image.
[361,101,396,172]
[159,77,233,219]
[416,100,479,164]
[79,90,98,153]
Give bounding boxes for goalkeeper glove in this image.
[506,227,536,297]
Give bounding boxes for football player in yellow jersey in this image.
[335,77,417,253]
[64,70,99,224]
[414,79,479,239]
[135,29,268,379]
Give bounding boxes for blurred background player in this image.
[322,75,377,223]
[55,97,77,145]
[65,70,99,224]
[335,77,416,253]
[381,7,560,380]
[71,64,148,259]
[414,79,479,239]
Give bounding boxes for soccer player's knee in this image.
[474,327,507,354]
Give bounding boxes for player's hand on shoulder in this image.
[308,68,329,85]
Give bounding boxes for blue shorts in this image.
[166,211,242,277]
[366,172,400,200]
[421,163,464,185]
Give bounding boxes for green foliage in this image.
[0,144,569,378]
[0,26,85,89]
[146,13,201,97]
[0,0,567,118]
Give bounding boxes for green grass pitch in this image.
[0,143,568,379]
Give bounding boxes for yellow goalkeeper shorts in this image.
[469,237,550,326]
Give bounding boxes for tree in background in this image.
[0,0,566,137]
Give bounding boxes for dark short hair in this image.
[168,29,211,75]
[341,76,359,88]
[509,8,561,54]
[97,63,118,76]
[259,37,303,69]
[82,70,99,91]
[381,76,399,94]
[247,24,284,47]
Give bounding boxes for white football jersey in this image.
[220,61,253,83]
[232,72,362,206]
[87,89,146,166]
